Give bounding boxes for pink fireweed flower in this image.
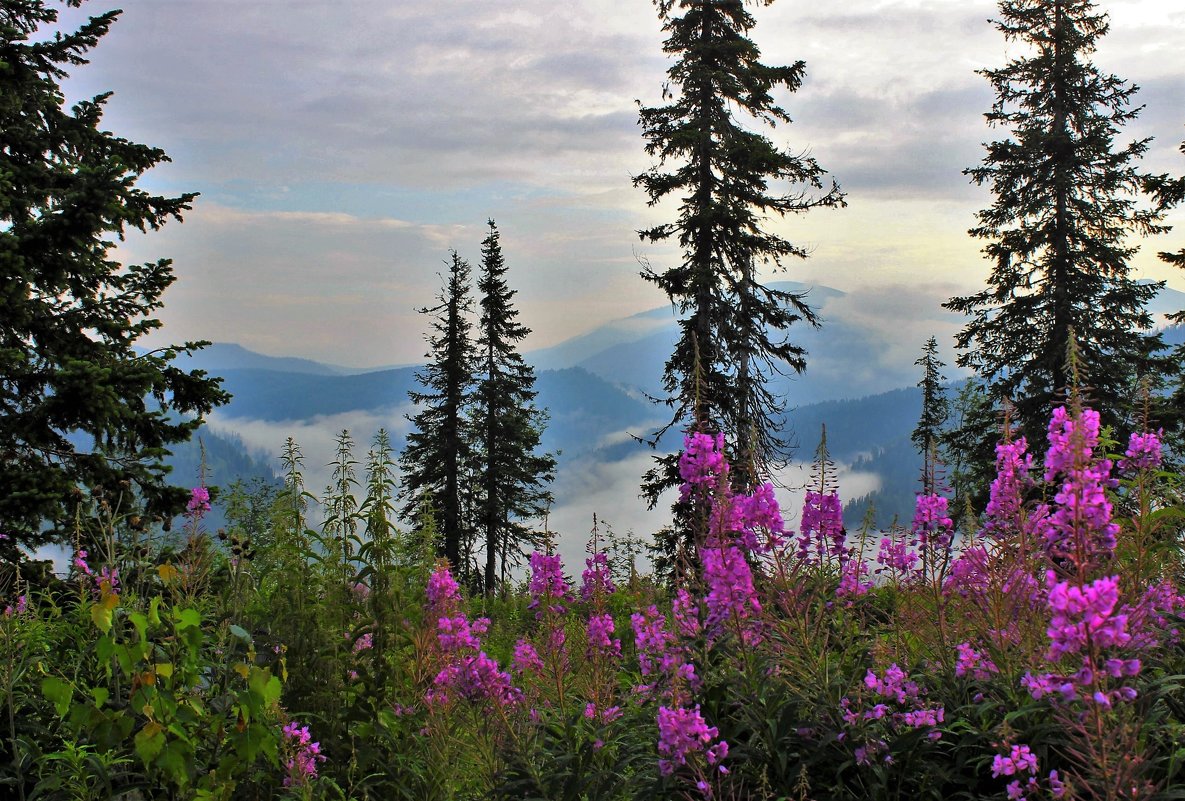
[944,546,990,600]
[733,481,786,552]
[984,437,1034,540]
[656,705,729,777]
[72,549,92,577]
[426,564,462,618]
[187,486,211,515]
[992,744,1038,778]
[1045,573,1130,662]
[672,588,702,638]
[875,533,919,578]
[954,642,999,681]
[1127,581,1185,648]
[678,432,728,498]
[436,615,489,653]
[281,721,326,788]
[433,651,521,707]
[3,595,27,618]
[632,605,676,678]
[864,664,920,705]
[1119,429,1163,474]
[632,605,698,702]
[798,490,844,564]
[701,540,761,641]
[1038,406,1119,569]
[580,552,616,601]
[912,493,953,551]
[351,632,373,654]
[512,639,543,674]
[586,613,622,660]
[528,551,571,616]
[836,557,872,600]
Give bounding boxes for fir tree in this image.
[1149,137,1185,271]
[635,0,842,575]
[635,0,844,494]
[399,251,476,571]
[944,0,1167,448]
[912,336,949,491]
[0,1,228,549]
[1147,136,1185,436]
[472,221,555,595]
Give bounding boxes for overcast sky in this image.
[52,0,1185,368]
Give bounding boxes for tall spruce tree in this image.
[634,0,842,568]
[399,251,476,572]
[1150,138,1185,271]
[944,0,1167,448]
[0,0,227,550]
[472,221,555,595]
[1148,136,1185,436]
[912,336,949,494]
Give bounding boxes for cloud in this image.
[44,0,1185,375]
[204,406,415,501]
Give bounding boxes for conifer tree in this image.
[0,0,228,549]
[1148,136,1185,435]
[912,336,949,461]
[400,252,476,571]
[1152,138,1185,271]
[472,221,555,595]
[944,0,1167,448]
[635,0,844,495]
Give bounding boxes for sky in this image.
[47,0,1185,370]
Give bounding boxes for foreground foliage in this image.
[4,397,1185,800]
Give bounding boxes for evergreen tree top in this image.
[1,0,227,547]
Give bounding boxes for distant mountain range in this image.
[163,281,1185,546]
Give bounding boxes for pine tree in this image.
[472,221,555,595]
[1148,136,1185,435]
[0,1,228,549]
[635,0,844,494]
[399,251,476,571]
[943,0,1167,448]
[912,336,949,475]
[1150,137,1185,271]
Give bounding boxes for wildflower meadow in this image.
[4,390,1185,800]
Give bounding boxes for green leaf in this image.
[157,740,191,783]
[174,607,201,631]
[96,634,115,664]
[129,611,148,642]
[228,624,252,643]
[247,667,281,705]
[135,721,165,765]
[90,687,109,707]
[41,677,72,718]
[90,600,113,633]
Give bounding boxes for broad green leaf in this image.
[228,624,252,643]
[174,607,201,631]
[135,721,165,765]
[129,611,148,643]
[90,601,113,633]
[41,677,72,718]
